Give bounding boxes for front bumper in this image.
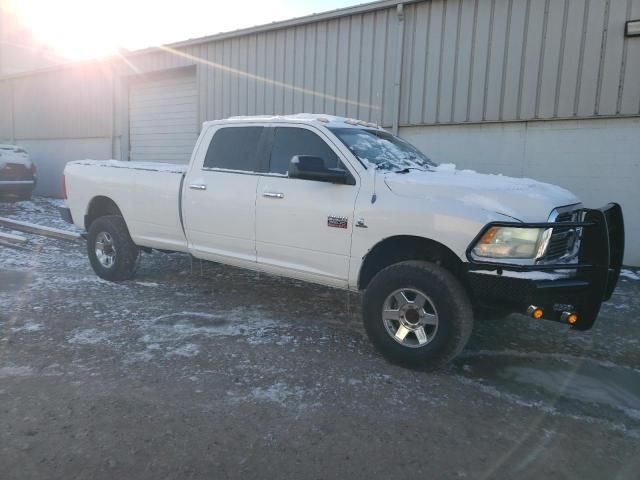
[465,203,624,330]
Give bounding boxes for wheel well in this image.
[358,236,465,290]
[85,196,123,230]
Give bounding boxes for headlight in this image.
[472,227,550,260]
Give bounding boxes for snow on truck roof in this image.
[203,114,382,129]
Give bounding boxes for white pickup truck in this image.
[61,114,625,369]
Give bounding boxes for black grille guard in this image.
[465,203,625,330]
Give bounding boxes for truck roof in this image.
[203,114,382,130]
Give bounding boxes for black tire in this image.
[362,260,473,370]
[87,215,140,281]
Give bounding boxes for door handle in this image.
[189,184,207,190]
[262,192,284,199]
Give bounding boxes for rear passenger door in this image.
[255,125,360,287]
[183,125,266,265]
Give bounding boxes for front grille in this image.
[544,210,580,261]
[1,163,31,181]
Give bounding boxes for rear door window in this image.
[203,126,264,172]
[269,127,342,175]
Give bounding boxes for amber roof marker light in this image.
[562,312,579,325]
[527,305,544,320]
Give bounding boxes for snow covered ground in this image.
[1,197,639,479]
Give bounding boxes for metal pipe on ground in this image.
[0,217,81,242]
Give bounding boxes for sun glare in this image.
[8,0,124,60]
[6,0,364,61]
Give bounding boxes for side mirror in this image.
[288,155,355,185]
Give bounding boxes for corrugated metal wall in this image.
[3,0,639,142]
[116,0,640,129]
[399,0,640,124]
[10,65,114,140]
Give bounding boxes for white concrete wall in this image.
[19,138,115,197]
[400,117,640,266]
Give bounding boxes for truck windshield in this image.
[329,127,435,171]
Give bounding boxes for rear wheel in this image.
[363,260,473,370]
[87,215,140,281]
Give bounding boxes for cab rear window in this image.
[203,127,264,172]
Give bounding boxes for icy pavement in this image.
[1,197,639,479]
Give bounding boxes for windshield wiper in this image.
[394,166,428,174]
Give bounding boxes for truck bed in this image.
[64,160,189,252]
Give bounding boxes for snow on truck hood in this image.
[384,164,580,221]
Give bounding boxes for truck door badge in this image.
[327,216,348,229]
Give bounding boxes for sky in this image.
[3,0,367,60]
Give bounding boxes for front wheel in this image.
[87,215,140,281]
[362,261,473,370]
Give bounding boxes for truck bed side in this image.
[64,160,189,252]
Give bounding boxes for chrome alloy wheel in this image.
[382,288,439,348]
[95,231,117,268]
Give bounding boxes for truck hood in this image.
[383,164,580,221]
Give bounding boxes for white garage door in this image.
[129,72,199,164]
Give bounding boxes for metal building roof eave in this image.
[0,0,422,81]
[129,0,422,56]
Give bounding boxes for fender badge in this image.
[355,218,368,228]
[328,216,348,229]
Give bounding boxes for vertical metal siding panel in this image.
[255,34,267,115]
[335,17,351,117]
[468,0,491,122]
[276,30,288,114]
[519,0,546,119]
[598,0,627,115]
[303,25,317,113]
[293,26,305,113]
[313,22,328,114]
[382,9,398,126]
[347,15,362,119]
[399,4,416,125]
[214,42,225,120]
[409,3,429,124]
[238,38,248,115]
[359,13,375,121]
[537,0,565,118]
[371,10,389,125]
[484,0,508,120]
[284,28,296,114]
[222,40,232,118]
[229,38,240,116]
[423,0,443,124]
[438,0,460,123]
[196,44,207,125]
[325,20,340,115]
[577,0,606,116]
[453,0,475,122]
[206,43,215,120]
[264,31,277,115]
[620,0,640,113]
[501,0,527,120]
[246,35,257,116]
[557,0,587,116]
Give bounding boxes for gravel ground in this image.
[1,197,639,479]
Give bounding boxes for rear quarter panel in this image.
[64,161,188,251]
